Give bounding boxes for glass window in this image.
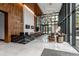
[37,13,58,34]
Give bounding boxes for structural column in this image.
[70,3,76,46]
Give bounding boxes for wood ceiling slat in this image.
[24,3,42,16]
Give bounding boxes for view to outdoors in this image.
[76,4,79,47]
[37,13,58,34]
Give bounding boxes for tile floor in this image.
[0,35,79,56]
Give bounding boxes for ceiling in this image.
[38,3,62,14]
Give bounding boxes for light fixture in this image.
[19,3,35,16]
[23,4,35,16]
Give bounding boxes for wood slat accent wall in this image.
[0,3,23,42]
[0,3,42,43]
[34,4,42,16]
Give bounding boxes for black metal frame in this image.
[58,3,76,46]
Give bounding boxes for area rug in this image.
[41,48,79,56]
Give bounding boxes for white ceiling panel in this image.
[38,3,62,14]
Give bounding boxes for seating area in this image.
[0,3,79,56]
[48,33,55,42]
[48,33,65,43]
[30,32,44,38]
[11,32,44,44]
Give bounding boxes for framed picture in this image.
[25,24,30,29]
[31,26,34,29]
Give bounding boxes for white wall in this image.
[23,7,34,35]
[0,12,4,39]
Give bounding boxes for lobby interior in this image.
[0,3,79,56]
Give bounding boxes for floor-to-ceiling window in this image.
[76,4,79,48]
[37,13,58,34]
[59,3,76,46]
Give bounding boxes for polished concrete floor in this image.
[76,36,79,47]
[76,36,79,51]
[0,35,79,56]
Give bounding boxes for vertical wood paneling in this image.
[0,3,23,42]
[0,3,42,43]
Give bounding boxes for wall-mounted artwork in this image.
[31,26,34,29]
[25,24,30,29]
